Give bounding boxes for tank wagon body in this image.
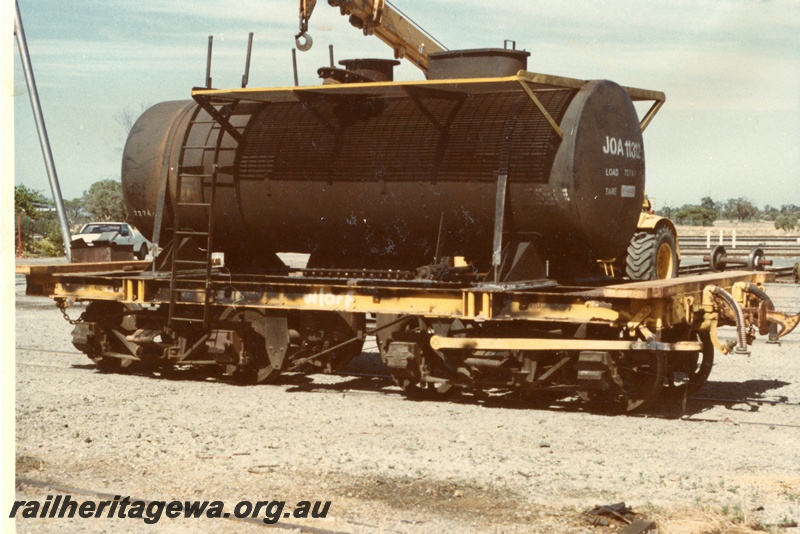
[124,67,645,277]
[37,49,799,413]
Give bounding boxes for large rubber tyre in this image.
[625,226,678,281]
[136,243,149,260]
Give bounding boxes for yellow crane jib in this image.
[296,0,445,75]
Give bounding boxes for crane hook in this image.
[296,0,316,52]
[295,30,313,52]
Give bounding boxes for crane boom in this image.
[297,0,445,75]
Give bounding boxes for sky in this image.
[6,0,800,210]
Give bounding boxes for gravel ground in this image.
[11,270,800,533]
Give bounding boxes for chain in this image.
[55,299,84,325]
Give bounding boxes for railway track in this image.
[678,235,800,258]
[677,264,796,279]
[679,236,800,244]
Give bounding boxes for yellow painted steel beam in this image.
[47,270,773,333]
[499,300,622,323]
[15,260,148,275]
[515,70,586,90]
[623,85,667,103]
[638,98,665,133]
[50,273,633,323]
[429,335,702,353]
[19,261,148,296]
[192,71,664,107]
[54,281,125,301]
[191,70,592,103]
[193,71,666,137]
[255,289,466,316]
[518,80,563,138]
[92,279,470,317]
[580,271,773,300]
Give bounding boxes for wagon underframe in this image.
[30,265,799,412]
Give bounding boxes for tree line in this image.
[14,181,800,258]
[14,179,127,256]
[659,196,800,231]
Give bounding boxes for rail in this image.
[678,235,800,257]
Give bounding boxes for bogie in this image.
[374,319,674,412]
[71,304,367,386]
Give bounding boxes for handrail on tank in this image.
[188,69,666,167]
[636,98,665,133]
[192,70,664,104]
[517,79,563,138]
[620,84,666,132]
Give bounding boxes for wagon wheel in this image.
[91,348,134,373]
[407,376,455,399]
[424,319,487,399]
[582,350,666,413]
[78,301,139,373]
[425,380,455,397]
[616,350,666,412]
[376,315,455,399]
[221,308,284,385]
[667,331,714,392]
[294,312,367,374]
[406,350,457,399]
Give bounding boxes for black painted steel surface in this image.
[122,79,645,276]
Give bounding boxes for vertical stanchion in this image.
[241,32,253,88]
[205,35,213,88]
[491,173,508,284]
[292,48,299,86]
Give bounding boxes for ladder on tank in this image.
[167,97,244,330]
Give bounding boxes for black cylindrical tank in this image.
[123,77,645,276]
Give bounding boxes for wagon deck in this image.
[41,264,770,323]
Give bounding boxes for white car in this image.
[72,222,151,260]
